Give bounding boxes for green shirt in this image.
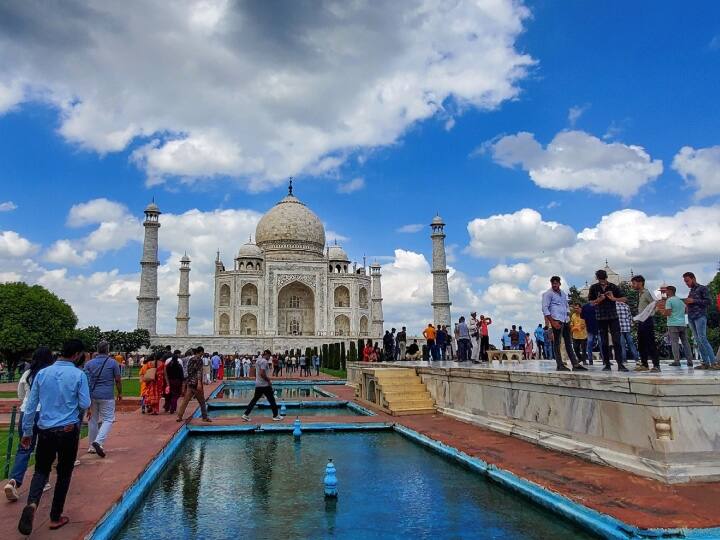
[638,289,655,313]
[665,296,686,327]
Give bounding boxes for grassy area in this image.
[0,425,88,478]
[320,368,347,379]
[121,378,140,397]
[0,391,16,399]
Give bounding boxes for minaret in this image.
[430,214,451,327]
[370,261,384,337]
[175,253,191,336]
[137,201,161,334]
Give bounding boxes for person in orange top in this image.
[422,323,438,361]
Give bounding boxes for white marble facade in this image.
[139,184,377,345]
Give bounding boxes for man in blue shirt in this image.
[84,340,122,458]
[534,324,545,359]
[18,339,90,535]
[541,276,587,372]
[210,352,221,381]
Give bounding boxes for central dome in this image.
[255,193,326,259]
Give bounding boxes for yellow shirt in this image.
[570,313,588,340]
[423,326,436,340]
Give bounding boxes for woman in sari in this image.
[524,333,534,360]
[362,340,373,362]
[141,353,166,415]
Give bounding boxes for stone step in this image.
[383,390,432,401]
[378,382,427,392]
[384,398,435,409]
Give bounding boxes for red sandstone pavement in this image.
[3,375,719,538]
[0,382,221,540]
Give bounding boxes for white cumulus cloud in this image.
[0,201,18,212]
[466,208,576,258]
[45,240,97,266]
[672,145,720,200]
[0,0,534,190]
[486,130,663,198]
[0,231,38,258]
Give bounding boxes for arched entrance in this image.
[359,315,368,336]
[334,314,350,336]
[240,313,257,335]
[277,281,315,336]
[334,285,350,307]
[241,283,258,306]
[219,313,230,335]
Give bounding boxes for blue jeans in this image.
[543,341,553,359]
[619,332,639,362]
[586,332,603,363]
[688,316,715,364]
[10,412,37,487]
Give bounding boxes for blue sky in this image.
[1,1,719,340]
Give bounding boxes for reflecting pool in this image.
[218,384,332,400]
[116,432,595,539]
[209,406,364,418]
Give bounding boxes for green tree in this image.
[72,325,103,351]
[568,285,586,306]
[0,282,77,374]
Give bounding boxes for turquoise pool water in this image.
[116,432,595,539]
[209,406,363,418]
[219,384,331,399]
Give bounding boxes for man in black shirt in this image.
[588,269,628,372]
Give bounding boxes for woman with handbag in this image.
[141,353,165,415]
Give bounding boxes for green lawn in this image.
[0,391,16,399]
[0,425,88,477]
[121,378,140,397]
[320,368,347,379]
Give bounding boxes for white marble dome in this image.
[255,193,326,258]
[237,240,263,259]
[328,244,349,261]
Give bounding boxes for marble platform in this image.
[347,360,720,484]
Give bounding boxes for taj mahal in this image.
[135,182,452,352]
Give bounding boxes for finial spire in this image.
[288,177,293,195]
[216,249,220,262]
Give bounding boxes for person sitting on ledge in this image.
[405,340,422,361]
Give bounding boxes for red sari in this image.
[218,359,224,380]
[142,360,166,414]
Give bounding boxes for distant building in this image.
[578,260,625,299]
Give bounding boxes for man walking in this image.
[84,340,122,458]
[313,353,320,376]
[534,324,545,359]
[456,316,472,362]
[242,350,284,421]
[628,275,659,371]
[436,325,447,361]
[17,339,91,535]
[683,272,716,369]
[662,285,694,367]
[176,347,212,423]
[541,276,587,372]
[588,269,628,372]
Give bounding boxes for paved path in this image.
[3,374,719,538]
[0,382,221,540]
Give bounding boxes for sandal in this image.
[49,516,70,530]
